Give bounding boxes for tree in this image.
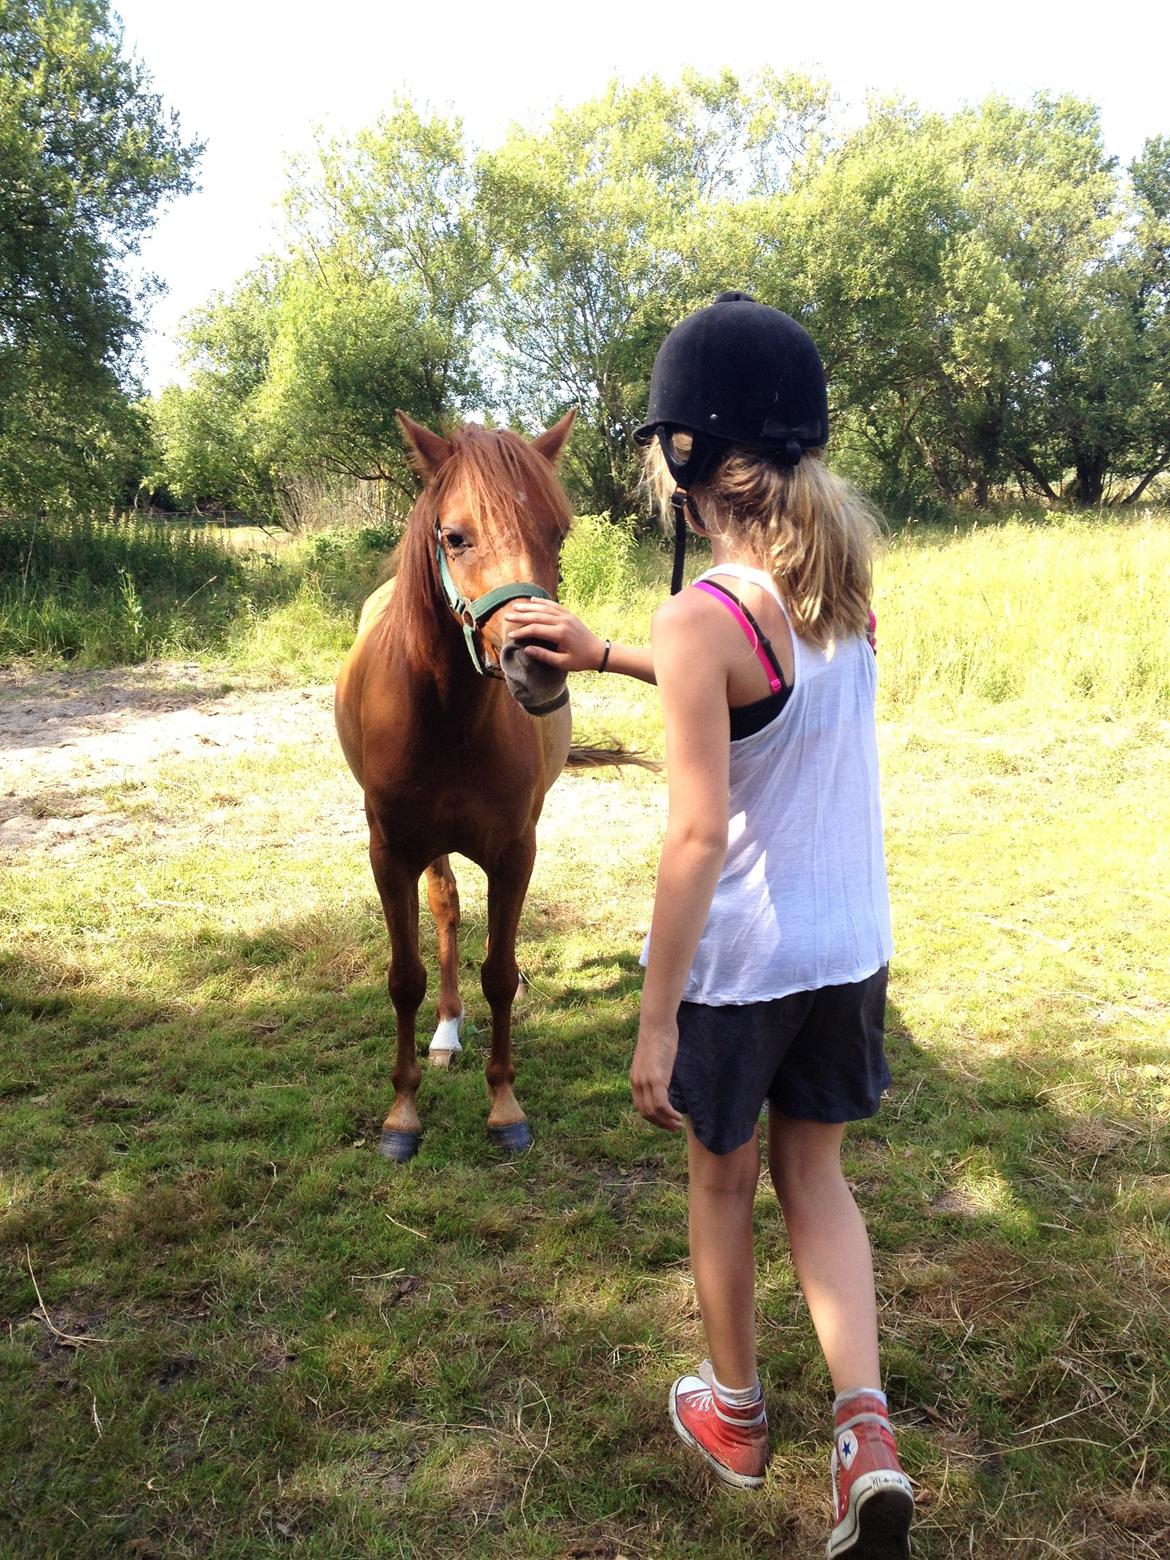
[479,70,830,516]
[0,0,199,513]
[1119,136,1170,501]
[1027,136,1170,505]
[754,95,1120,508]
[153,103,489,520]
[947,96,1116,505]
[748,100,963,509]
[149,265,286,516]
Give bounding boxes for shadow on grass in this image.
[2,913,1168,1558]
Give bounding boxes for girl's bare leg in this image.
[767,1113,881,1393]
[686,1128,760,1390]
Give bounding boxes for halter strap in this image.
[435,523,555,677]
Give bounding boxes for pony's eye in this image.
[443,530,469,552]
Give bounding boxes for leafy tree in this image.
[148,266,284,515]
[284,101,490,427]
[480,70,830,515]
[153,104,488,519]
[1119,136,1170,501]
[747,101,962,508]
[948,96,1117,504]
[755,95,1121,508]
[0,0,199,513]
[1027,136,1170,504]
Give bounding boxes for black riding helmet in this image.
[634,291,829,590]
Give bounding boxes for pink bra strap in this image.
[693,580,783,693]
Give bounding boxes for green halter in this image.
[434,522,555,679]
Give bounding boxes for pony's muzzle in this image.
[501,635,555,668]
[500,639,568,716]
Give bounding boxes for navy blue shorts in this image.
[668,966,891,1155]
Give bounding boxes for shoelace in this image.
[684,1385,766,1427]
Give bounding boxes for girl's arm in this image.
[630,592,731,1130]
[506,599,656,683]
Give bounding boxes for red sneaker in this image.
[827,1393,914,1557]
[669,1362,769,1488]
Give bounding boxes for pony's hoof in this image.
[429,1047,454,1070]
[488,1120,533,1155]
[379,1128,422,1162]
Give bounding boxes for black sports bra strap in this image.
[694,578,788,689]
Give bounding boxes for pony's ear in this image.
[531,408,576,466]
[396,411,454,479]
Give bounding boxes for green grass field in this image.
[1,513,1168,1557]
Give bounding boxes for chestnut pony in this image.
[336,410,583,1162]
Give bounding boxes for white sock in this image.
[834,1386,888,1415]
[713,1370,763,1407]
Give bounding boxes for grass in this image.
[0,516,393,674]
[877,513,1170,714]
[1,512,1168,1557]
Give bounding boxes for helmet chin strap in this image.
[659,428,720,595]
[668,489,711,595]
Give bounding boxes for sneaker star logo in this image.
[838,1432,858,1469]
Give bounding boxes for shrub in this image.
[561,513,639,609]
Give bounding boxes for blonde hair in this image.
[643,435,881,650]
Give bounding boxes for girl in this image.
[508,293,914,1559]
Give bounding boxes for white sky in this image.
[115,0,1170,390]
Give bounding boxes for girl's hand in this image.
[507,599,606,673]
[630,1020,685,1131]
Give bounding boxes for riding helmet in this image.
[634,291,829,490]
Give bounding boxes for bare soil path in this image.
[1,663,336,856]
[0,664,664,875]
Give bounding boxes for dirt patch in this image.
[0,662,663,874]
[1,662,337,857]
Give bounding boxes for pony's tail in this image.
[566,741,658,772]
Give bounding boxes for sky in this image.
[114,0,1170,390]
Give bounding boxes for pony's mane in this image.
[391,423,574,670]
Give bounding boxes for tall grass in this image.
[875,513,1170,715]
[4,510,1169,719]
[0,513,243,595]
[0,515,393,671]
[0,515,247,664]
[560,512,641,607]
[221,580,361,682]
[567,510,1170,721]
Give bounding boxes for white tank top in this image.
[642,562,893,1005]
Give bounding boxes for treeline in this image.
[147,78,1170,520]
[3,6,1168,526]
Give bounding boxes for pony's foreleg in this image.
[482,832,536,1154]
[369,819,426,1162]
[424,856,463,1069]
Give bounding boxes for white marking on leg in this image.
[429,1010,464,1055]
